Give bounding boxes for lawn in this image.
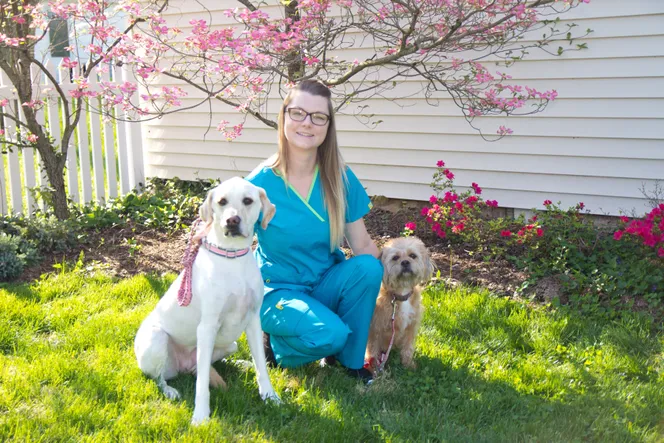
[0,267,662,442]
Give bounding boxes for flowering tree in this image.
[0,0,591,219]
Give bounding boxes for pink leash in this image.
[177,218,209,306]
[365,296,398,373]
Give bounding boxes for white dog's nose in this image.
[227,216,241,228]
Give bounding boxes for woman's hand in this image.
[345,218,380,258]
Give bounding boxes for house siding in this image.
[143,0,664,216]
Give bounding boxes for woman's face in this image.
[283,91,330,154]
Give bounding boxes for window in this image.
[48,18,70,58]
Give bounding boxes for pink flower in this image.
[443,169,455,180]
[471,182,482,195]
[501,230,512,237]
[452,223,465,234]
[536,228,544,237]
[437,230,447,239]
[620,216,629,223]
[486,200,498,207]
[26,134,38,143]
[404,222,416,231]
[436,160,445,167]
[613,230,623,240]
[0,129,4,136]
[658,247,664,258]
[577,202,585,210]
[420,207,429,217]
[432,222,441,232]
[543,200,552,206]
[429,195,438,204]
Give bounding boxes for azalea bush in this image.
[407,161,664,318]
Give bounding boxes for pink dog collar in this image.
[201,238,250,259]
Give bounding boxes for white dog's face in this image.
[380,237,433,290]
[199,177,275,238]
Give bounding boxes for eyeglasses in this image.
[286,107,330,126]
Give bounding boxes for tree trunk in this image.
[38,141,69,220]
[284,1,304,81]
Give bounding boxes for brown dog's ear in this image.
[422,246,435,284]
[199,189,215,223]
[259,187,276,229]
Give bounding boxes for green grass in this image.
[1,269,662,442]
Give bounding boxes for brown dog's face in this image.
[380,237,432,290]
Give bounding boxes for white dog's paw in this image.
[191,407,211,425]
[162,385,181,400]
[261,391,281,405]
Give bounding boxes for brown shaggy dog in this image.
[365,237,433,372]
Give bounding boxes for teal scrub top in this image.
[246,163,372,293]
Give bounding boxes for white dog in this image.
[134,177,280,425]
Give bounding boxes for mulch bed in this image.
[16,203,528,297]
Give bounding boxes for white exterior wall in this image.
[144,0,664,216]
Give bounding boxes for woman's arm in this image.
[345,218,380,258]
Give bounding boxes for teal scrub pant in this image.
[260,255,383,370]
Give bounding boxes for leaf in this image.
[557,47,563,56]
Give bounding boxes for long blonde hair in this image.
[271,80,347,252]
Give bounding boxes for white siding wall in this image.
[144,0,664,216]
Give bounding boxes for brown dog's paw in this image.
[209,366,227,390]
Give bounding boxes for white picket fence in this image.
[0,60,145,217]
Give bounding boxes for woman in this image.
[246,79,382,384]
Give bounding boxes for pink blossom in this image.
[486,200,498,207]
[613,230,623,240]
[471,182,482,194]
[658,247,664,258]
[543,200,552,206]
[501,230,512,237]
[536,228,544,237]
[61,57,78,69]
[436,160,445,167]
[429,195,438,204]
[404,222,416,231]
[26,134,38,143]
[420,207,429,217]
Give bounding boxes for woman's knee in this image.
[298,321,350,356]
[352,255,383,288]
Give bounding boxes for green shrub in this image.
[0,234,26,281]
[71,177,215,231]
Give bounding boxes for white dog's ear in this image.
[199,189,215,223]
[258,187,276,229]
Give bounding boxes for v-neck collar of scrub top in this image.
[273,165,325,222]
